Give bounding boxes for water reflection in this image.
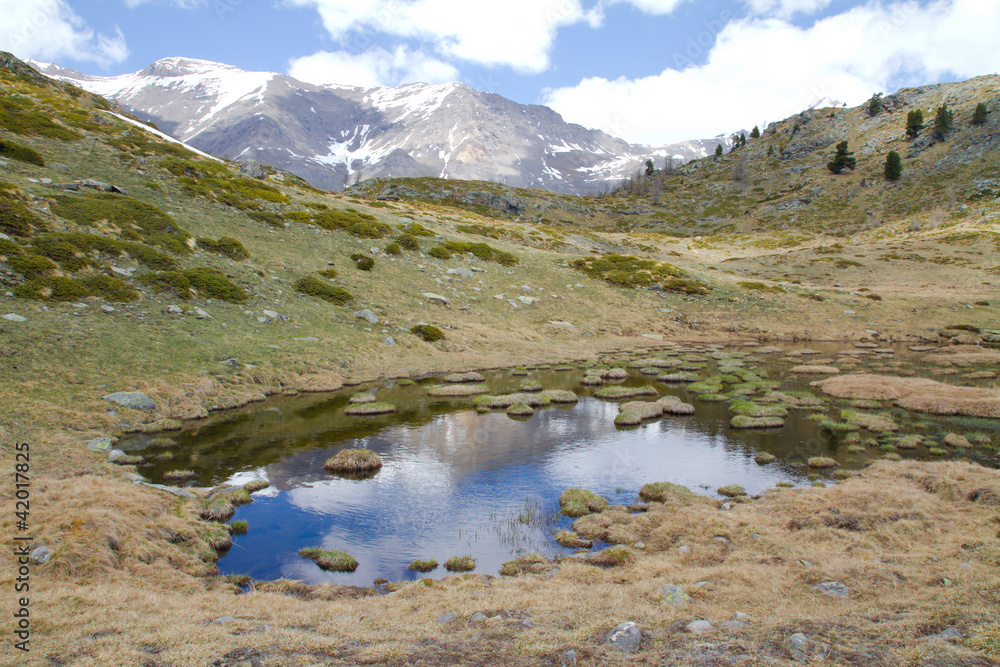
[124,344,999,584]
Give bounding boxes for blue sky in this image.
[3,0,999,143]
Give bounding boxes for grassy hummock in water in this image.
[506,403,534,417]
[639,481,696,503]
[324,449,383,474]
[559,488,609,517]
[808,456,839,469]
[593,385,658,400]
[473,393,551,409]
[162,469,196,481]
[444,555,476,572]
[344,402,396,415]
[298,548,359,572]
[443,371,485,383]
[730,415,785,429]
[717,484,747,497]
[348,393,377,404]
[408,559,438,572]
[540,389,578,404]
[554,530,594,548]
[426,384,490,397]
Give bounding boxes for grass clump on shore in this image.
[554,530,593,548]
[298,548,358,572]
[808,456,839,468]
[755,452,777,465]
[718,484,747,497]
[559,488,609,517]
[294,276,354,305]
[588,545,636,567]
[411,324,444,342]
[506,403,534,417]
[324,449,383,473]
[162,469,196,481]
[444,555,476,572]
[500,554,553,576]
[229,520,248,535]
[408,559,438,572]
[243,479,270,493]
[593,385,658,400]
[639,481,695,503]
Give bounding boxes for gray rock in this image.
[193,308,211,319]
[721,620,746,629]
[660,584,690,607]
[470,612,487,621]
[447,268,474,277]
[108,449,127,462]
[262,309,279,319]
[733,612,751,622]
[220,358,239,366]
[166,305,183,314]
[812,581,849,598]
[677,545,692,554]
[685,620,714,634]
[785,633,830,661]
[29,546,52,565]
[517,295,540,305]
[548,321,575,327]
[557,649,577,667]
[86,437,115,452]
[238,159,266,179]
[797,559,813,568]
[49,163,70,172]
[934,626,963,641]
[354,309,379,324]
[381,337,395,346]
[104,391,156,410]
[605,621,642,653]
[422,292,449,304]
[844,309,856,315]
[212,616,237,624]
[2,313,27,322]
[110,266,132,277]
[257,316,271,324]
[101,305,116,313]
[436,612,458,624]
[136,482,196,499]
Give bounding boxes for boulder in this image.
[104,391,156,410]
[238,160,267,179]
[605,621,642,653]
[354,309,379,324]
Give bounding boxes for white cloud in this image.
[543,0,1000,144]
[287,0,600,73]
[289,46,459,88]
[0,0,128,67]
[745,0,834,19]
[121,0,205,7]
[610,0,689,14]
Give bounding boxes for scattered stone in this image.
[677,545,692,554]
[605,621,642,653]
[785,633,830,662]
[447,268,474,277]
[166,305,183,314]
[108,449,127,462]
[812,581,849,598]
[934,626,963,641]
[733,612,751,622]
[517,295,540,305]
[101,305,115,313]
[238,159,266,179]
[557,649,578,667]
[212,616,237,624]
[436,612,458,624]
[104,391,156,410]
[29,546,52,565]
[136,482,196,499]
[382,337,396,346]
[262,309,279,319]
[2,313,26,322]
[423,292,449,304]
[86,437,114,452]
[194,308,211,319]
[548,321,575,327]
[257,316,271,324]
[69,302,87,309]
[354,309,379,324]
[721,620,746,629]
[685,620,714,634]
[660,584,690,607]
[844,310,856,315]
[220,358,240,366]
[470,612,487,622]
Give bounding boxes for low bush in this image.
[197,236,250,260]
[182,267,245,302]
[294,276,353,305]
[0,139,44,166]
[411,324,444,342]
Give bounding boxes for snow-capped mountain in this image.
[33,57,725,194]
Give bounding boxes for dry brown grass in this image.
[443,371,486,383]
[789,364,841,374]
[426,383,489,397]
[922,345,1000,367]
[813,374,1000,418]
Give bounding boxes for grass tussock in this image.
[789,365,840,375]
[408,559,438,572]
[506,403,534,417]
[808,456,839,469]
[499,553,554,576]
[473,393,552,409]
[554,530,593,548]
[717,484,747,497]
[593,385,658,400]
[559,488,609,517]
[411,324,444,342]
[444,555,475,572]
[443,371,485,383]
[294,276,354,305]
[813,374,1000,419]
[298,548,359,572]
[540,389,578,404]
[730,415,785,429]
[587,545,637,567]
[426,384,489,397]
[324,449,383,473]
[344,401,396,416]
[639,481,696,503]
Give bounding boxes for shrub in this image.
[317,268,337,279]
[138,271,191,299]
[662,278,709,295]
[0,238,23,257]
[52,193,192,254]
[0,99,81,140]
[8,254,57,277]
[971,102,988,126]
[0,194,45,237]
[0,139,44,166]
[906,109,924,138]
[197,236,250,260]
[314,209,392,238]
[933,103,954,139]
[80,274,138,302]
[246,211,285,228]
[738,281,785,293]
[827,141,856,174]
[384,242,401,255]
[427,245,452,259]
[182,267,245,302]
[294,276,353,305]
[396,234,420,251]
[349,253,374,271]
[298,548,358,572]
[411,324,444,342]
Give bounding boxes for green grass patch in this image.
[298,548,358,572]
[52,193,192,254]
[0,99,81,140]
[197,236,250,260]
[408,559,438,572]
[559,488,609,517]
[181,267,245,302]
[324,448,383,473]
[638,481,695,502]
[314,209,392,238]
[717,484,747,497]
[0,139,44,166]
[444,555,476,572]
[738,281,785,294]
[411,324,444,342]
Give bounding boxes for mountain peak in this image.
[138,56,261,79]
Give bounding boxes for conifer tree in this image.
[868,92,883,117]
[751,126,760,139]
[971,102,988,126]
[715,144,723,157]
[827,141,856,174]
[933,103,954,139]
[906,109,924,139]
[884,151,902,181]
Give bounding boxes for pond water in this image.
[125,342,999,585]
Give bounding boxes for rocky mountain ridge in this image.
[32,57,725,195]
